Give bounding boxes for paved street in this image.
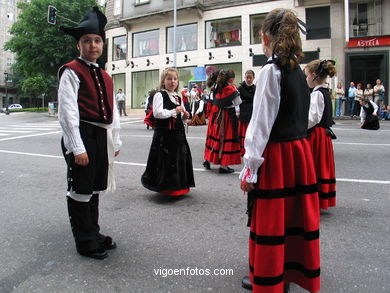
[0,112,389,293]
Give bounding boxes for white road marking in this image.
[0,131,61,142]
[0,149,389,185]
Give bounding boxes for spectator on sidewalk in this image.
[354,83,364,117]
[348,81,357,117]
[364,83,374,101]
[335,81,345,117]
[374,79,385,107]
[116,89,127,116]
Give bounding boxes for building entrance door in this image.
[346,51,388,104]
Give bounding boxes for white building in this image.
[104,0,390,112]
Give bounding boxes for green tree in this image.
[22,76,48,107]
[4,0,101,101]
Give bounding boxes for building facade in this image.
[0,0,24,107]
[104,0,390,111]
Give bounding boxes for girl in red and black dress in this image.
[237,70,256,156]
[144,89,156,129]
[240,9,320,293]
[203,69,242,173]
[305,59,337,210]
[141,68,195,196]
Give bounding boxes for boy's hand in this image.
[175,106,185,114]
[74,152,89,166]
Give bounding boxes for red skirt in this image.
[248,139,320,293]
[204,109,241,166]
[144,107,155,128]
[238,120,249,156]
[205,102,212,118]
[308,127,336,210]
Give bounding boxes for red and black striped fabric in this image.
[204,109,241,166]
[203,85,241,166]
[248,139,320,293]
[308,126,336,209]
[238,120,249,156]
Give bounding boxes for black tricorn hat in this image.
[60,7,107,41]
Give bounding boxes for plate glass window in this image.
[250,14,267,44]
[167,24,197,53]
[205,17,241,49]
[133,30,159,58]
[113,35,127,61]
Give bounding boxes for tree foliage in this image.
[22,76,48,98]
[4,0,100,98]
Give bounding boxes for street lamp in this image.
[4,72,9,115]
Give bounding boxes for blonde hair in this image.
[305,59,336,82]
[159,67,179,92]
[262,8,303,70]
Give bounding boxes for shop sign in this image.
[348,36,390,48]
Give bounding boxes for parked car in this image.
[8,104,23,110]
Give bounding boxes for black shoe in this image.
[78,249,108,260]
[241,276,252,290]
[219,167,234,174]
[203,160,210,170]
[103,236,117,250]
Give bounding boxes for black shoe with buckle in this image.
[98,234,117,250]
[219,167,234,174]
[203,160,210,170]
[241,276,252,290]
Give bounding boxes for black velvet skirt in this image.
[141,128,195,192]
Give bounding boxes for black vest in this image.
[315,87,333,128]
[238,82,256,123]
[268,61,311,142]
[154,91,183,130]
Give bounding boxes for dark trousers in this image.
[118,101,127,116]
[67,194,105,253]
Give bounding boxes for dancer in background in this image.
[305,59,337,210]
[204,69,242,173]
[144,89,156,129]
[237,70,256,156]
[359,98,380,130]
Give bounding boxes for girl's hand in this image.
[240,181,255,193]
[183,111,189,119]
[74,152,89,166]
[115,150,120,157]
[176,106,185,114]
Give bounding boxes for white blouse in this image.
[239,60,281,183]
[308,84,327,129]
[360,100,378,123]
[58,58,122,156]
[152,89,185,119]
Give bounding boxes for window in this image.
[114,0,121,15]
[205,63,242,85]
[205,17,241,49]
[350,1,382,37]
[135,0,150,4]
[305,6,330,40]
[250,14,267,44]
[132,70,159,108]
[113,74,126,99]
[133,30,159,57]
[113,35,127,61]
[167,23,197,53]
[177,67,196,90]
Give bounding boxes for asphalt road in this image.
[0,112,389,293]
